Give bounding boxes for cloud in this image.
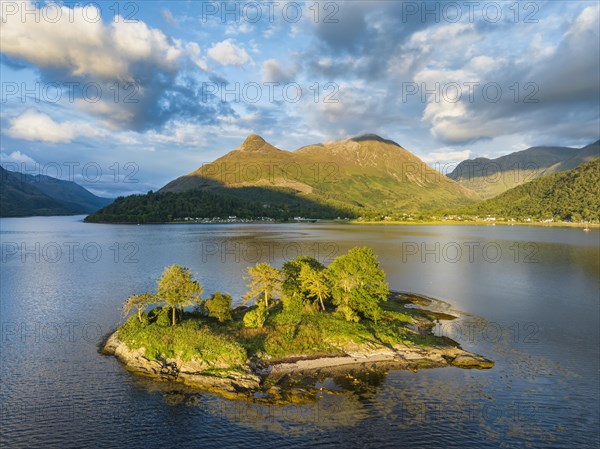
[207,39,252,66]
[185,42,208,71]
[0,150,36,166]
[7,109,76,143]
[1,2,180,81]
[161,9,178,27]
[6,108,108,143]
[261,59,297,83]
[409,5,600,145]
[0,1,232,132]
[421,149,472,164]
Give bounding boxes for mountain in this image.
[0,166,113,217]
[162,134,478,211]
[464,158,600,222]
[448,140,599,199]
[87,134,478,223]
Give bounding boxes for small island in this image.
[103,247,493,401]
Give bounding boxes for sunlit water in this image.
[1,216,598,448]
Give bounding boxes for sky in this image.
[1,0,599,197]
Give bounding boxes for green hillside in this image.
[465,158,600,222]
[448,140,599,199]
[87,134,478,223]
[0,166,112,217]
[0,166,77,217]
[84,186,359,223]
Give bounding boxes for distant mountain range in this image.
[81,134,600,224]
[87,134,478,223]
[465,158,600,222]
[447,140,599,199]
[0,166,113,217]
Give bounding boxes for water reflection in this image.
[1,217,598,448]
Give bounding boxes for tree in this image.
[156,265,203,326]
[122,292,156,322]
[243,263,282,308]
[328,247,389,321]
[281,256,325,298]
[243,304,268,328]
[204,292,233,323]
[298,264,330,311]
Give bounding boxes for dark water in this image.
[1,216,598,448]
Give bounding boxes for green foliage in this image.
[281,256,325,298]
[156,265,203,325]
[155,310,171,327]
[114,246,436,371]
[242,305,268,329]
[118,315,247,365]
[204,292,233,323]
[264,316,326,357]
[243,263,282,308]
[122,292,156,322]
[328,247,389,322]
[465,159,600,222]
[298,263,331,311]
[85,186,359,223]
[335,304,360,322]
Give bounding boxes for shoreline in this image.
[102,292,494,401]
[84,217,599,229]
[348,220,600,229]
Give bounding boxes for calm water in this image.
[1,216,598,448]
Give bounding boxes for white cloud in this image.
[146,122,209,147]
[0,150,37,166]
[415,4,600,144]
[7,109,107,143]
[186,42,208,71]
[0,1,181,81]
[7,109,76,143]
[207,39,252,66]
[161,9,177,27]
[225,22,253,35]
[421,149,472,164]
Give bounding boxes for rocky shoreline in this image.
[102,294,494,400]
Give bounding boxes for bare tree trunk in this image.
[264,291,269,308]
[319,294,325,311]
[172,306,176,326]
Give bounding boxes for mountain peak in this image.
[236,134,273,152]
[350,134,401,147]
[244,134,266,144]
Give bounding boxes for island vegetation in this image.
[103,247,493,401]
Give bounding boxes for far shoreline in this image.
[82,216,600,229]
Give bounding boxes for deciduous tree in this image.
[328,247,388,321]
[243,263,282,308]
[156,265,203,326]
[298,264,330,311]
[122,292,156,322]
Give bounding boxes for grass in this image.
[116,295,447,371]
[118,314,248,367]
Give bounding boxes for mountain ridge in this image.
[464,158,600,222]
[0,166,113,217]
[448,140,599,198]
[88,133,479,223]
[161,133,478,211]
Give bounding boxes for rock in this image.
[450,353,495,369]
[102,331,260,393]
[102,328,494,401]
